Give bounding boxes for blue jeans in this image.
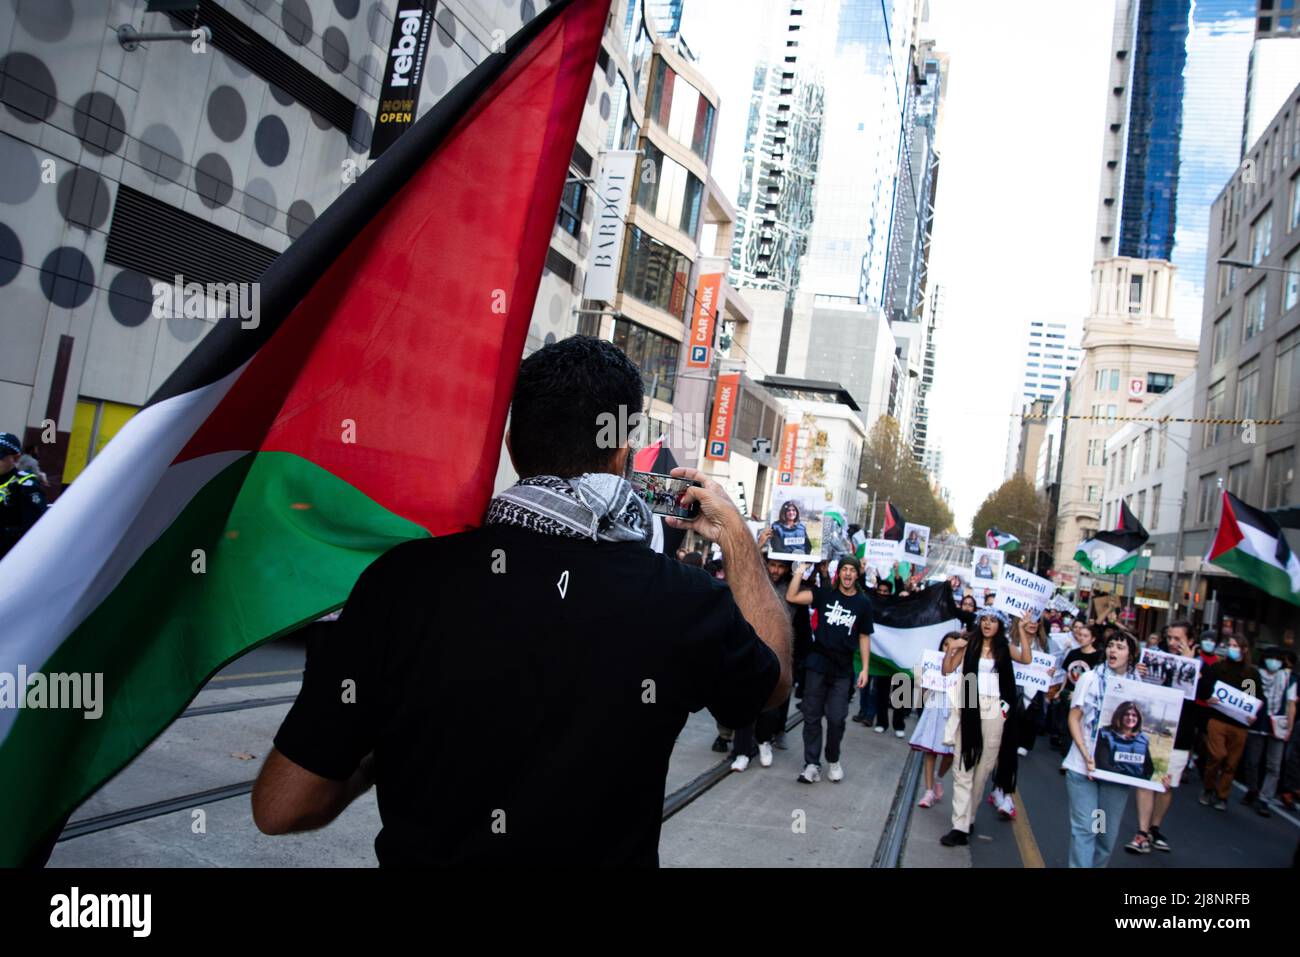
[1064,769,1132,868]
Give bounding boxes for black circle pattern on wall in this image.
[0,222,22,287]
[436,5,456,47]
[16,0,74,42]
[544,332,557,346]
[600,92,611,120]
[349,109,373,153]
[269,83,294,107]
[137,124,185,183]
[0,137,40,205]
[287,200,316,241]
[243,178,277,227]
[73,92,126,157]
[522,0,536,22]
[335,0,360,19]
[281,0,313,46]
[323,27,350,74]
[0,53,57,124]
[108,269,154,328]
[241,0,274,14]
[39,247,95,309]
[56,167,111,232]
[358,53,380,96]
[255,115,290,166]
[367,2,391,46]
[207,86,247,142]
[195,153,234,209]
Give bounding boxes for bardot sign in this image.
[582,151,637,302]
[370,0,435,159]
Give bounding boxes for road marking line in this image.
[207,668,304,682]
[1011,790,1045,868]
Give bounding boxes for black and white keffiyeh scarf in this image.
[484,473,652,543]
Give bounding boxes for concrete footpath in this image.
[48,684,915,867]
[659,714,913,867]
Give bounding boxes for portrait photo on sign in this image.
[1138,647,1202,700]
[970,547,1003,582]
[901,522,929,559]
[767,486,827,561]
[1090,676,1183,792]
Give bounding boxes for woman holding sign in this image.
[1195,635,1263,811]
[937,608,1032,847]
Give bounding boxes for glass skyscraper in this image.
[1097,0,1253,332]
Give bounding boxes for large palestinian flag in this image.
[0,0,610,866]
[866,583,962,678]
[1075,500,1148,575]
[1206,492,1300,607]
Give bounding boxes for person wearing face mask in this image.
[1240,646,1292,817]
[1188,629,1223,771]
[1196,635,1263,811]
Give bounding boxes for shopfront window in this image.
[638,141,703,237]
[648,57,715,160]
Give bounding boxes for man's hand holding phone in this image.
[663,467,744,543]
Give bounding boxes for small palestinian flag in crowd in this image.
[0,0,611,867]
[1206,492,1300,607]
[880,502,905,541]
[1074,500,1148,575]
[985,527,1020,552]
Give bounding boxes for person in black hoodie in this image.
[938,608,1032,846]
[1197,634,1263,812]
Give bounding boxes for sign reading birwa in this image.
[993,565,1054,621]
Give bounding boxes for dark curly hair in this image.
[508,335,644,478]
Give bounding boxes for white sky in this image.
[680,0,1117,532]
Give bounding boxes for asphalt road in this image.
[968,738,1300,868]
[207,636,308,688]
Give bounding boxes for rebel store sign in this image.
[370,0,436,159]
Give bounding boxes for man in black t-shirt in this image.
[251,337,791,866]
[786,556,874,783]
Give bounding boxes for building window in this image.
[1227,461,1250,499]
[1086,484,1099,503]
[543,246,577,284]
[1265,447,1295,509]
[1137,489,1146,526]
[1157,426,1167,469]
[1094,368,1108,391]
[1142,429,1152,474]
[1290,174,1300,231]
[1196,473,1218,524]
[1087,438,1103,466]
[1128,274,1143,312]
[1243,282,1267,341]
[648,57,716,160]
[621,226,691,320]
[611,318,679,404]
[1150,484,1161,532]
[1110,370,1120,391]
[1285,247,1299,312]
[1237,359,1262,420]
[1129,439,1140,482]
[1212,313,1230,363]
[556,176,585,237]
[1147,372,1174,394]
[1205,379,1226,447]
[1251,206,1273,263]
[637,141,703,237]
[1108,404,1117,419]
[1275,329,1300,414]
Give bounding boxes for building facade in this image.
[1050,259,1198,575]
[1242,0,1300,157]
[1179,80,1300,643]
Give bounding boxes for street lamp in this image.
[1217,257,1297,275]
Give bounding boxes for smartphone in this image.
[628,470,701,519]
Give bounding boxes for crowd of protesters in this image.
[678,530,1298,869]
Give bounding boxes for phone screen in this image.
[628,470,700,519]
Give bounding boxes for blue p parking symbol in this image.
[709,441,726,457]
[691,346,708,363]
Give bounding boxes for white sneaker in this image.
[873,725,886,734]
[730,754,750,772]
[1017,747,1029,757]
[989,787,1005,808]
[798,763,821,784]
[895,729,905,739]
[758,742,773,767]
[828,761,844,782]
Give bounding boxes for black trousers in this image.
[802,670,852,766]
[733,695,791,758]
[874,674,909,731]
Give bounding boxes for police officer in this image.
[1,432,46,560]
